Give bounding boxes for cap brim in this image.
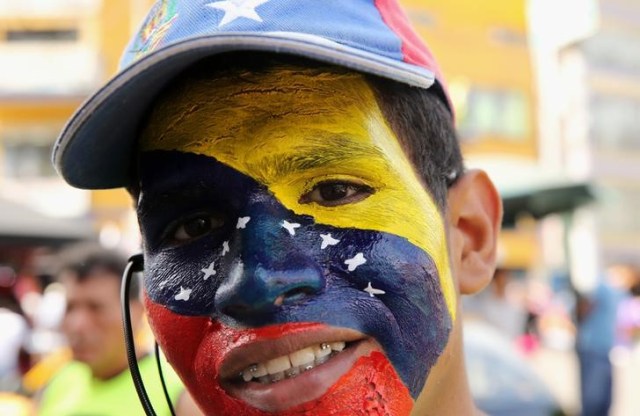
[53,33,435,189]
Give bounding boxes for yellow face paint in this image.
[140,65,456,319]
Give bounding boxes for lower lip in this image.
[222,339,376,412]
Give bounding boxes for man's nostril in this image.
[279,286,315,305]
[222,304,252,318]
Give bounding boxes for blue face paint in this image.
[138,150,451,398]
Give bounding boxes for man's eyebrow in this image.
[136,185,208,215]
[251,135,386,178]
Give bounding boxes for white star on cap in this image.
[221,241,230,256]
[206,0,270,28]
[345,252,366,271]
[237,216,251,229]
[201,261,217,280]
[320,233,340,249]
[364,282,385,297]
[282,220,301,236]
[175,287,192,301]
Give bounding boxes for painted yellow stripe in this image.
[140,66,457,319]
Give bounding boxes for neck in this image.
[91,349,147,381]
[411,314,478,415]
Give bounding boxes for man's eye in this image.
[300,181,374,207]
[172,215,224,242]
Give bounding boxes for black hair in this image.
[56,244,139,300]
[130,52,464,213]
[367,76,463,211]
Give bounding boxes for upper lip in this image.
[218,326,367,380]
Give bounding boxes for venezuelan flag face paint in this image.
[137,65,455,415]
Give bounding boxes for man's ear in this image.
[447,169,502,295]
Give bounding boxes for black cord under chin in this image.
[155,342,177,416]
[122,253,176,416]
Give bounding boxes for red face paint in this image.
[145,295,413,415]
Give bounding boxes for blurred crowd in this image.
[464,264,640,415]
[0,244,199,416]
[1,242,639,415]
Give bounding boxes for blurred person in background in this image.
[0,265,33,416]
[575,265,631,416]
[0,266,30,390]
[463,268,527,341]
[615,265,640,354]
[37,245,201,416]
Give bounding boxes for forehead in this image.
[61,271,120,301]
[140,64,395,160]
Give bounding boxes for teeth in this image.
[289,347,315,367]
[252,363,267,378]
[313,343,332,359]
[284,367,299,378]
[239,341,349,384]
[270,371,285,382]
[266,356,291,374]
[330,341,345,351]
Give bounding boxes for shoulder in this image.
[38,361,90,416]
[137,353,186,408]
[43,361,89,391]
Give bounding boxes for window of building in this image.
[455,87,530,142]
[5,28,78,42]
[2,140,56,179]
[591,94,640,150]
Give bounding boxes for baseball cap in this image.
[53,0,451,189]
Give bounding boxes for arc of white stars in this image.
[201,261,217,281]
[320,233,340,249]
[175,286,192,301]
[206,0,270,27]
[364,282,386,297]
[282,220,301,236]
[345,252,366,271]
[237,216,251,229]
[221,241,230,256]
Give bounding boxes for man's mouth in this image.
[218,328,378,412]
[236,341,347,384]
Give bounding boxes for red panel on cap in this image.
[374,0,436,69]
[374,0,454,115]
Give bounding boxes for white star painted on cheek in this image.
[364,282,386,297]
[237,216,251,229]
[282,220,301,236]
[174,287,192,301]
[345,252,366,271]
[221,241,230,256]
[320,233,340,249]
[206,0,270,27]
[201,261,217,281]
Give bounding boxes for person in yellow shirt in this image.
[38,246,201,416]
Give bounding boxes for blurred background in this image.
[0,0,638,415]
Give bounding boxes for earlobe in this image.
[447,169,502,295]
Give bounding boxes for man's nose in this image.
[64,309,91,334]
[214,198,324,323]
[214,258,324,322]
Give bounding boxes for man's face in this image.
[137,65,456,414]
[61,271,127,378]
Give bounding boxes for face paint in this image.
[137,66,454,415]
